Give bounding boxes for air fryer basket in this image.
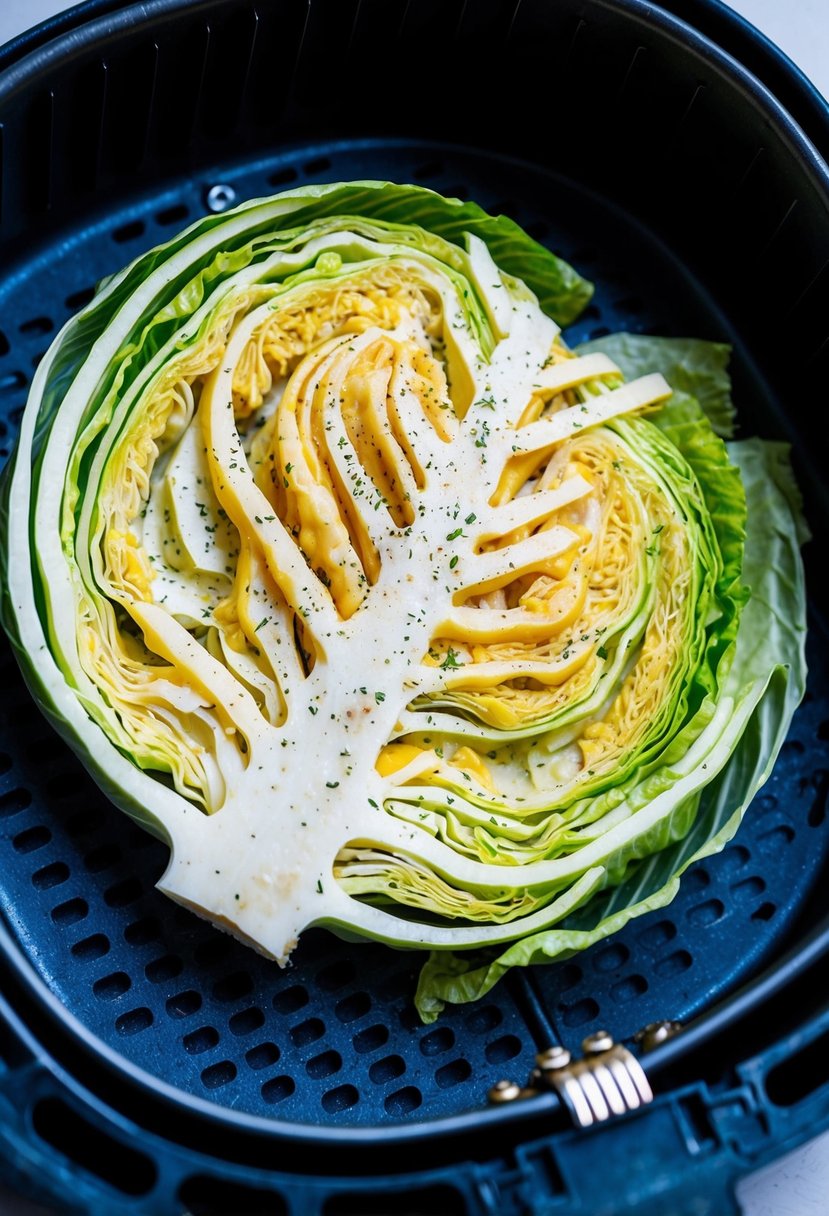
[0,2,827,1213]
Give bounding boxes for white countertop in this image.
[0,2,827,1214]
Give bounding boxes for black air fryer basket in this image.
[0,2,827,1213]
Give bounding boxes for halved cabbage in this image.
[0,182,806,1020]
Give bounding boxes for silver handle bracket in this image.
[489,1023,681,1128]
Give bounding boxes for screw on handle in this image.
[204,183,238,213]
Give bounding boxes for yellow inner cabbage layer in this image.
[78,265,446,808]
[74,262,689,827]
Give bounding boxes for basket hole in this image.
[213,971,253,1002]
[71,933,110,962]
[610,974,648,1002]
[201,1060,237,1090]
[752,901,777,922]
[321,1084,358,1113]
[245,1042,280,1071]
[335,992,370,1023]
[637,919,677,951]
[146,954,184,983]
[384,1086,422,1117]
[307,1050,342,1080]
[272,985,308,1015]
[51,897,88,925]
[731,876,766,902]
[0,787,32,817]
[64,285,96,310]
[179,1176,288,1216]
[261,1075,295,1105]
[32,1098,156,1196]
[420,1027,454,1057]
[352,1023,389,1054]
[93,972,131,1001]
[754,793,779,817]
[316,959,355,991]
[267,167,298,187]
[84,843,121,872]
[0,330,7,355]
[654,950,692,978]
[485,1034,522,1064]
[435,1058,472,1089]
[369,1055,405,1084]
[592,943,629,973]
[464,1004,502,1034]
[115,1007,153,1036]
[291,1017,326,1048]
[32,861,69,890]
[556,963,582,992]
[104,876,142,907]
[229,1006,265,1037]
[757,823,795,851]
[112,219,146,243]
[303,155,332,176]
[19,315,54,337]
[183,1026,220,1055]
[156,203,190,226]
[398,1006,422,1032]
[686,898,726,927]
[560,998,600,1027]
[124,915,161,945]
[720,844,751,875]
[166,990,202,1018]
[808,771,828,827]
[12,825,51,853]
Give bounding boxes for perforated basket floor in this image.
[1,139,827,1132]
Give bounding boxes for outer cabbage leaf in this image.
[415,435,806,1020]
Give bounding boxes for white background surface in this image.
[0,1,827,1213]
